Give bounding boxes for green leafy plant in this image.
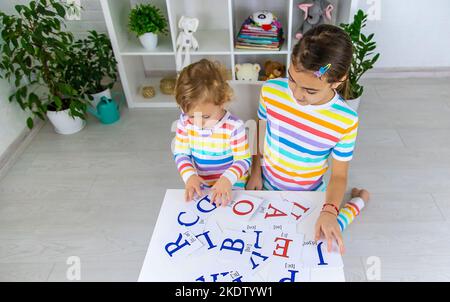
[128,4,168,37]
[66,30,118,95]
[341,9,380,100]
[0,0,89,129]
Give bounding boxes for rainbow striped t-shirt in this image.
[173,111,251,189]
[258,78,359,191]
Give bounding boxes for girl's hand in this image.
[185,175,207,202]
[315,211,345,255]
[211,176,232,207]
[246,171,263,190]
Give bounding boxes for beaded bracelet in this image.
[322,203,339,216]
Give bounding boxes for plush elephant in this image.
[295,0,334,40]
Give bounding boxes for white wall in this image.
[0,79,28,158]
[355,0,450,69]
[0,0,106,159]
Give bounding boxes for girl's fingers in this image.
[194,185,202,198]
[314,223,321,241]
[220,192,227,207]
[186,188,193,202]
[332,229,345,255]
[322,228,333,253]
[225,191,231,205]
[215,192,222,206]
[210,190,217,204]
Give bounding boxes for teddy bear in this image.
[235,63,261,81]
[261,60,286,81]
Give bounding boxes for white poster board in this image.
[138,189,345,282]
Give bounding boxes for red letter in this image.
[264,203,287,219]
[273,237,293,258]
[233,200,254,216]
[290,202,310,221]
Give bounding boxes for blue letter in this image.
[197,195,216,213]
[279,270,298,282]
[220,238,244,254]
[317,242,328,266]
[164,233,190,257]
[196,231,217,250]
[177,211,199,227]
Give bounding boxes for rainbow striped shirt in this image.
[173,111,251,189]
[258,78,359,191]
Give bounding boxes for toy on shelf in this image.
[235,10,284,51]
[160,77,177,95]
[141,85,156,98]
[296,0,334,40]
[235,63,261,81]
[175,16,199,73]
[261,60,286,81]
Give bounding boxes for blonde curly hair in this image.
[175,59,233,113]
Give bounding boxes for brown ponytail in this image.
[291,24,353,100]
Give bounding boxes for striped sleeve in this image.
[173,119,197,183]
[331,117,359,162]
[222,123,252,185]
[257,88,267,121]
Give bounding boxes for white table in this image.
[138,189,345,282]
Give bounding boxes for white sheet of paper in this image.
[164,227,205,263]
[216,229,254,267]
[213,193,264,230]
[260,200,293,224]
[266,264,311,282]
[261,231,305,264]
[301,239,344,268]
[283,196,317,223]
[192,221,223,256]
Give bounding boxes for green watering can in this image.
[88,95,121,124]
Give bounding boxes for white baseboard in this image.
[0,119,44,181]
[364,67,450,79]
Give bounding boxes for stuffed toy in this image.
[261,60,286,81]
[251,11,275,31]
[296,0,334,40]
[176,16,199,73]
[235,63,261,81]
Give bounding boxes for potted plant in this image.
[340,9,380,111]
[0,0,89,134]
[66,30,118,108]
[128,4,168,50]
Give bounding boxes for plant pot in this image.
[90,88,112,108]
[139,32,158,50]
[46,109,86,135]
[346,96,361,112]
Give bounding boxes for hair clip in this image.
[314,64,331,78]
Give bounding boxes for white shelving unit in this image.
[100,0,355,108]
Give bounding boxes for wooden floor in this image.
[1,77,450,281]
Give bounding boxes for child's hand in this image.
[315,211,345,255]
[185,175,207,202]
[246,172,263,190]
[211,176,232,207]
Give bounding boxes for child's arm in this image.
[247,89,267,190]
[315,118,359,255]
[221,123,252,185]
[211,123,251,205]
[173,119,206,201]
